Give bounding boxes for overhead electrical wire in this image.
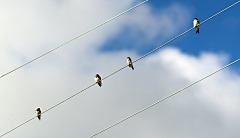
[0,0,149,79]
[95,0,240,81]
[1,1,239,137]
[89,58,240,138]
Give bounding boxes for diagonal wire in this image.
[1,1,239,137]
[89,58,240,138]
[0,0,149,79]
[133,0,240,63]
[102,0,240,80]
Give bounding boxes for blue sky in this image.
[100,0,240,68]
[0,0,240,138]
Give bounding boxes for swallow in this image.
[95,74,102,87]
[36,108,41,120]
[193,18,200,34]
[126,57,134,70]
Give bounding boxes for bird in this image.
[193,18,200,34]
[95,74,102,87]
[126,57,134,70]
[36,108,41,120]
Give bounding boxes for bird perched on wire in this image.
[95,74,102,87]
[36,108,41,120]
[193,18,200,34]
[126,57,134,70]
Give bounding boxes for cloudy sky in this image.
[0,0,240,138]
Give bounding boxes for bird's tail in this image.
[37,115,41,120]
[98,82,102,87]
[196,27,200,34]
[129,64,134,70]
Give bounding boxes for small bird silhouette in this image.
[126,57,134,70]
[193,18,200,34]
[36,108,41,120]
[95,74,102,87]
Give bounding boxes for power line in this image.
[1,1,239,137]
[0,0,149,79]
[100,0,240,81]
[89,58,240,138]
[133,0,240,63]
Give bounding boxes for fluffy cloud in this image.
[1,47,240,138]
[0,0,240,138]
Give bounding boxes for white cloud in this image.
[124,3,191,38]
[1,47,240,138]
[0,0,240,138]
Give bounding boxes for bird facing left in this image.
[95,74,102,87]
[36,108,41,120]
[193,18,200,34]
